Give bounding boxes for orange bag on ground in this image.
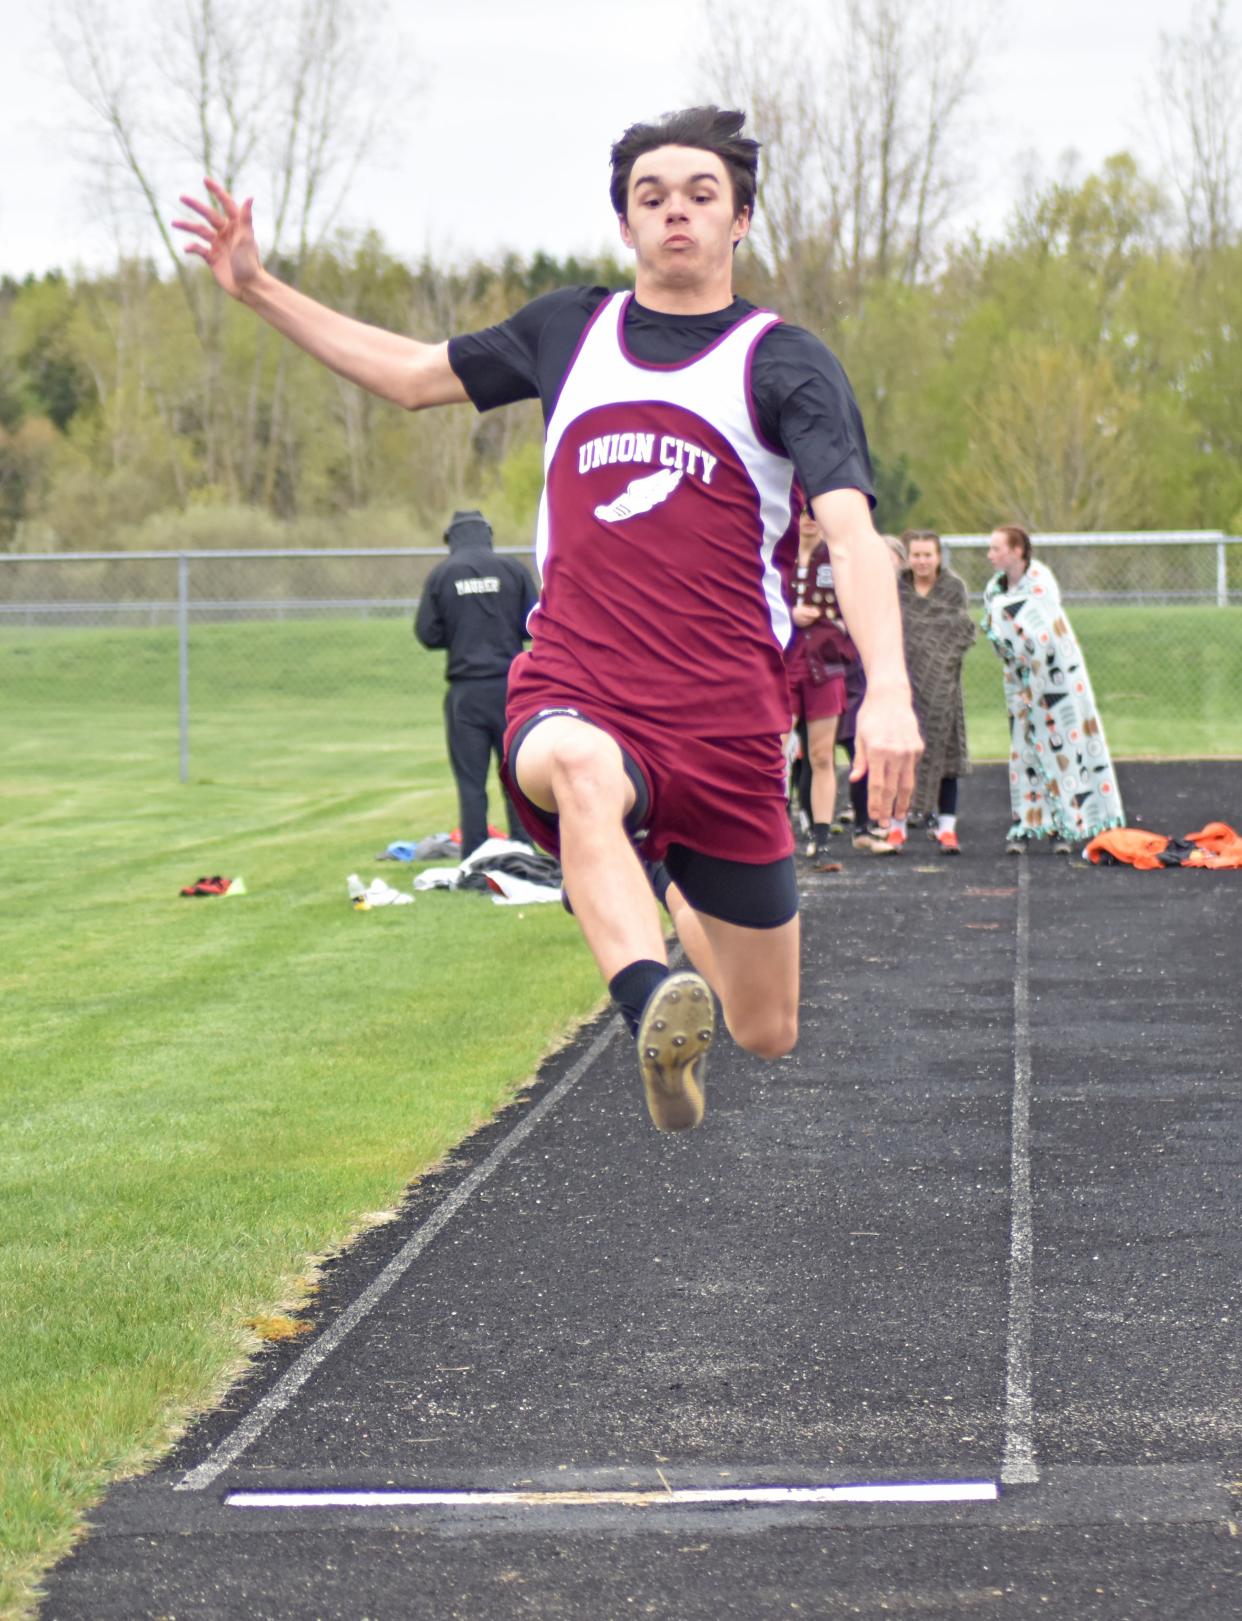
[1084,829,1171,869]
[1086,821,1242,870]
[1184,823,1242,866]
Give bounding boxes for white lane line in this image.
[1001,860,1038,1485]
[224,1482,999,1509]
[176,1016,623,1492]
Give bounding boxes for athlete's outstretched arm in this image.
[172,180,468,412]
[810,487,922,822]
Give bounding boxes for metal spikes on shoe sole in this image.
[636,971,714,1133]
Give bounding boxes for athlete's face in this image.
[908,539,940,581]
[619,146,749,291]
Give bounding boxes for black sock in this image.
[609,959,669,1038]
[812,822,832,846]
[850,774,869,826]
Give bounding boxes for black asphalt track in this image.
[40,763,1241,1619]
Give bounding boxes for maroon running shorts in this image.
[501,695,794,867]
[785,644,847,725]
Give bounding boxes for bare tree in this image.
[1153,0,1241,255]
[53,0,412,505]
[704,0,992,323]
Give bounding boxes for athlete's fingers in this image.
[849,734,868,783]
[171,219,214,244]
[178,194,224,230]
[203,176,240,220]
[867,752,897,824]
[241,197,254,227]
[891,754,917,822]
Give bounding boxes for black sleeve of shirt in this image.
[447,286,610,414]
[751,324,875,508]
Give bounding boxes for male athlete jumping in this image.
[174,107,922,1133]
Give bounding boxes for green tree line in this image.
[1,152,1240,555]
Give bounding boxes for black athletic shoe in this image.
[636,971,714,1132]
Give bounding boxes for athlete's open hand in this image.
[851,690,923,825]
[172,179,263,299]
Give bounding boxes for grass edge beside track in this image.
[0,732,606,1620]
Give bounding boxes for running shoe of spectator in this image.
[1005,838,1027,856]
[934,829,961,855]
[852,827,899,855]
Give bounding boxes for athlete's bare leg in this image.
[511,714,797,1092]
[663,881,722,991]
[510,716,665,978]
[807,714,840,824]
[695,912,799,1059]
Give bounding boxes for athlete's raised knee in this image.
[514,719,631,821]
[547,731,630,817]
[727,1005,798,1061]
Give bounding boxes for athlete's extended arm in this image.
[172,180,468,411]
[810,487,922,822]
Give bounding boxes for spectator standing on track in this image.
[780,499,857,869]
[173,107,922,1134]
[898,530,976,856]
[415,509,538,858]
[983,524,1125,854]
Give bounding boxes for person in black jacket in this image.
[415,510,539,856]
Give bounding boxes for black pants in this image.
[444,677,523,858]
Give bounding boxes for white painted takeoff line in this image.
[1001,861,1039,1486]
[225,1482,999,1510]
[176,1017,624,1491]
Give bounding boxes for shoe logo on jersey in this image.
[594,467,684,524]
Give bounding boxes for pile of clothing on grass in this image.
[413,837,563,904]
[348,835,563,909]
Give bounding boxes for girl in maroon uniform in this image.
[781,498,857,867]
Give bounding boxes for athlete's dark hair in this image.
[994,524,1032,564]
[609,106,759,220]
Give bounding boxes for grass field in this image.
[5,603,1240,780]
[1,604,1239,1615]
[0,625,605,1617]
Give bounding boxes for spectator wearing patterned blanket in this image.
[983,525,1125,854]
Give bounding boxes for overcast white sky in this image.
[0,0,1196,281]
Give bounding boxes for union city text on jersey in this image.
[577,430,719,485]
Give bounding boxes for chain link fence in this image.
[2,534,1240,783]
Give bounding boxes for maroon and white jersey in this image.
[509,291,797,737]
